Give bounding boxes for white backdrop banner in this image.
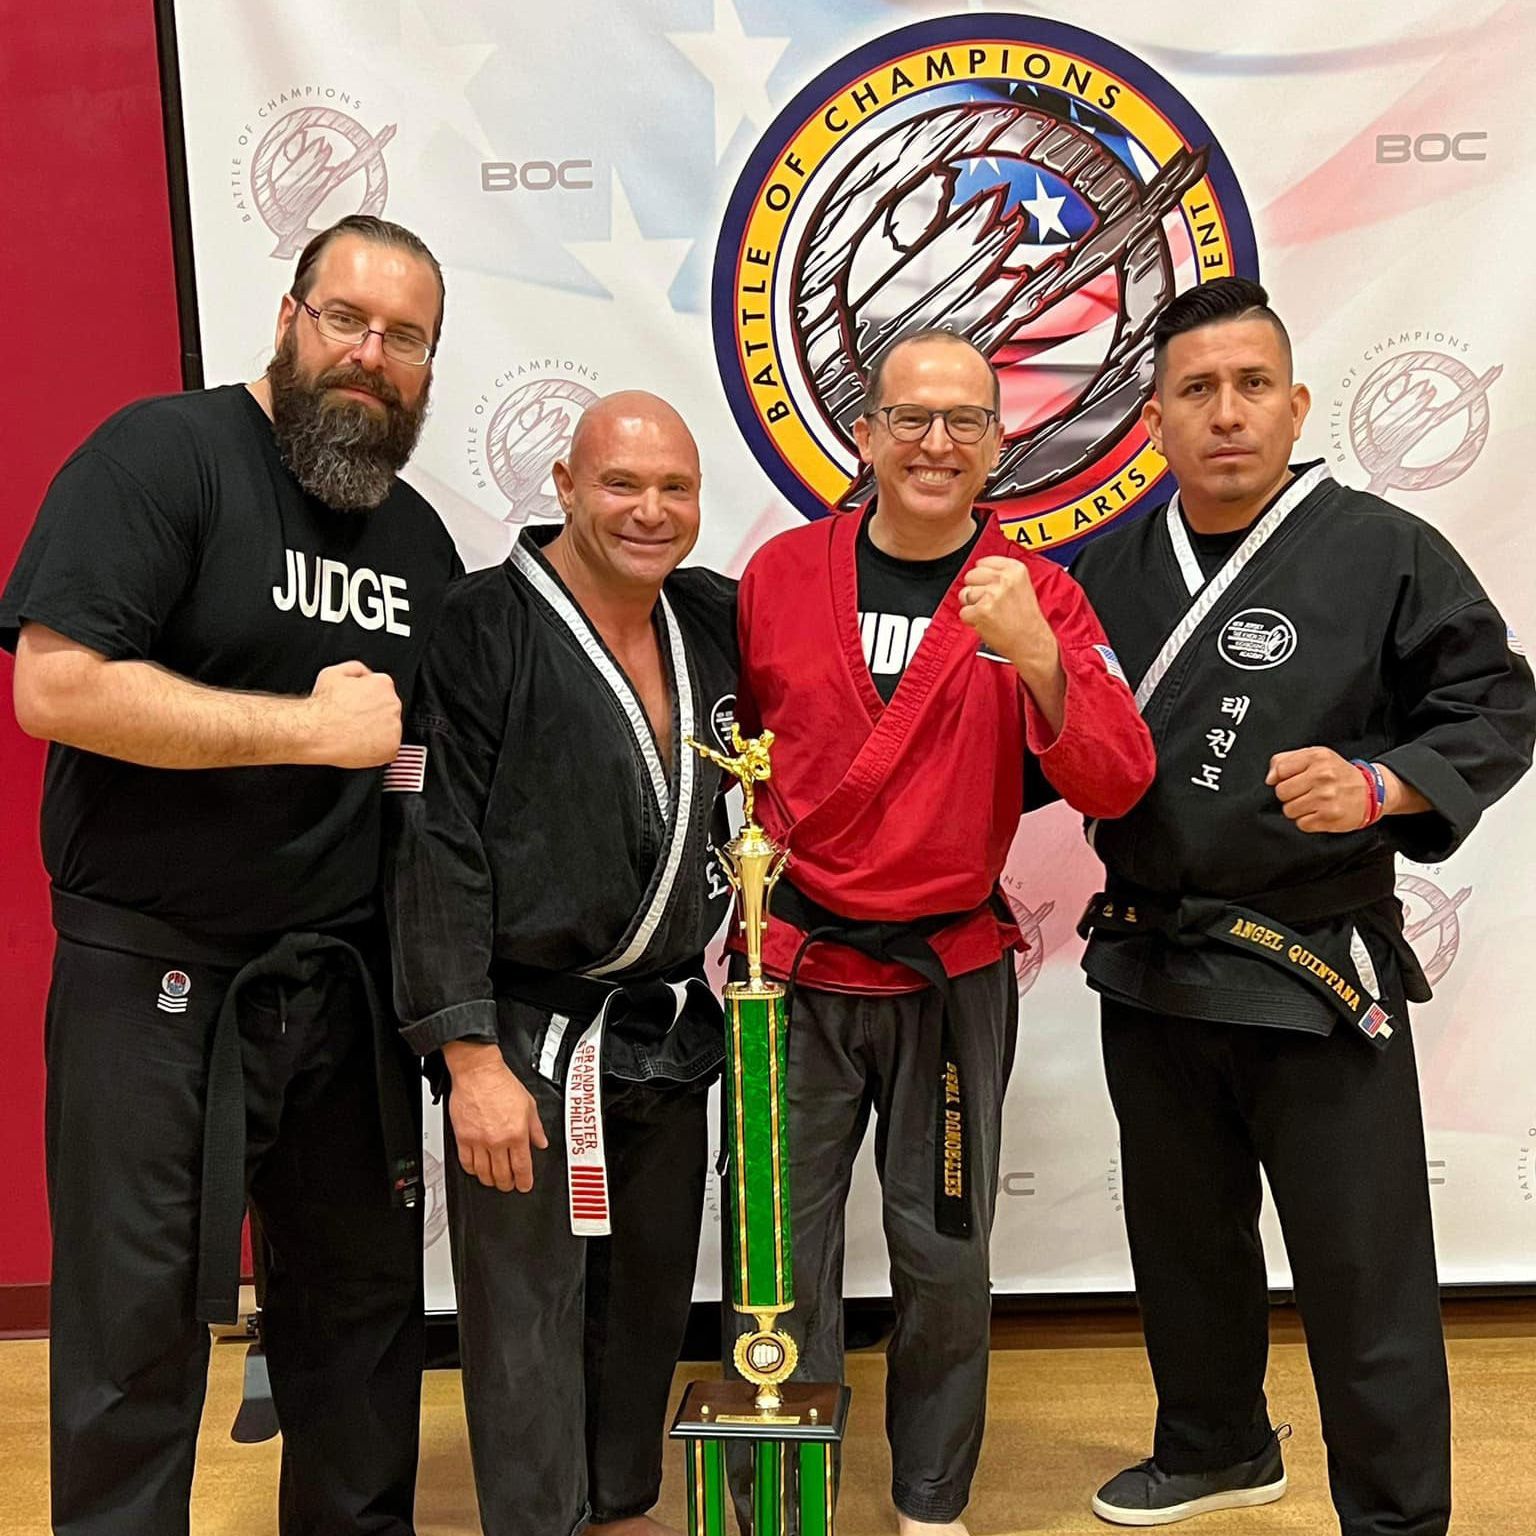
[172,1,1536,1304]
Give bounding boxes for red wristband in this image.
[1354,761,1383,827]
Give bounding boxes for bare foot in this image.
[587,1519,682,1536]
[896,1518,969,1536]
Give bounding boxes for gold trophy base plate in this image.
[669,1379,850,1442]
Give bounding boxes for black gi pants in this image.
[446,1045,710,1536]
[1101,997,1451,1536]
[46,935,424,1536]
[725,958,1018,1529]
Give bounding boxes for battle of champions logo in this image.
[1329,330,1503,496]
[1518,1120,1536,1209]
[1396,869,1471,988]
[231,88,394,259]
[1000,872,1053,997]
[466,361,601,524]
[712,15,1256,556]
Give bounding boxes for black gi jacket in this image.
[384,528,738,1083]
[1071,463,1536,1034]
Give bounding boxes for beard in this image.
[266,330,430,511]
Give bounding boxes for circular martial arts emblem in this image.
[712,14,1256,558]
[485,377,600,525]
[250,105,394,260]
[710,693,738,751]
[161,971,191,1000]
[1348,350,1500,496]
[1395,872,1470,989]
[1218,608,1297,670]
[734,1326,799,1387]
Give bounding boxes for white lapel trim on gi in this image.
[1166,495,1207,598]
[1134,464,1330,712]
[513,539,671,821]
[584,596,697,978]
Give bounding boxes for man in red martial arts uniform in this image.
[728,329,1156,1533]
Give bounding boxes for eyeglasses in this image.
[864,404,998,444]
[297,300,434,365]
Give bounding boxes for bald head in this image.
[568,390,699,476]
[549,389,703,598]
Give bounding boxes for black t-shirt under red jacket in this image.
[735,502,1156,994]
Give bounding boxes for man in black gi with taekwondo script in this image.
[1,215,461,1536]
[385,391,737,1536]
[1071,277,1536,1536]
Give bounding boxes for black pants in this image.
[447,1052,710,1536]
[725,959,1018,1529]
[46,936,424,1536]
[1101,998,1451,1536]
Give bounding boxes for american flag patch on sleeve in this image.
[1093,644,1129,686]
[1361,1002,1393,1040]
[383,744,428,793]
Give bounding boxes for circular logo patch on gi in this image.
[712,14,1256,559]
[710,692,738,751]
[161,970,191,1000]
[1218,608,1297,670]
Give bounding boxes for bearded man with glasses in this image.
[1,215,461,1535]
[724,329,1155,1534]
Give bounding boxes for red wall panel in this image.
[0,0,184,1293]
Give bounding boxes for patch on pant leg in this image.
[158,969,192,1013]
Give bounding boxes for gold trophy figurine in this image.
[686,725,790,995]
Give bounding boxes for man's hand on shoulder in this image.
[441,1038,549,1193]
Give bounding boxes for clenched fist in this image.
[1267,746,1370,833]
[958,556,1058,671]
[306,660,402,768]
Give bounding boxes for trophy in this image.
[671,726,850,1535]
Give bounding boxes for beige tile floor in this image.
[4,1303,1533,1534]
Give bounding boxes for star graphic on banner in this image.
[665,0,790,161]
[1021,174,1069,240]
[564,170,692,307]
[397,0,498,157]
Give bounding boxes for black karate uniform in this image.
[0,386,460,1536]
[1071,463,1536,1536]
[384,528,737,1536]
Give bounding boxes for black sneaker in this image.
[1091,1428,1289,1526]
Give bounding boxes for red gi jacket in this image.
[735,507,1156,993]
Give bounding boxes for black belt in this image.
[51,891,420,1324]
[491,956,724,1082]
[772,880,1009,1239]
[492,955,720,1046]
[1077,861,1416,1050]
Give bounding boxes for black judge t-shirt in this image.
[856,505,983,701]
[0,385,461,938]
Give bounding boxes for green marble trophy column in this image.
[671,728,849,1536]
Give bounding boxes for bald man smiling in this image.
[384,392,738,1536]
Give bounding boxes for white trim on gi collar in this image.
[1136,464,1330,712]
